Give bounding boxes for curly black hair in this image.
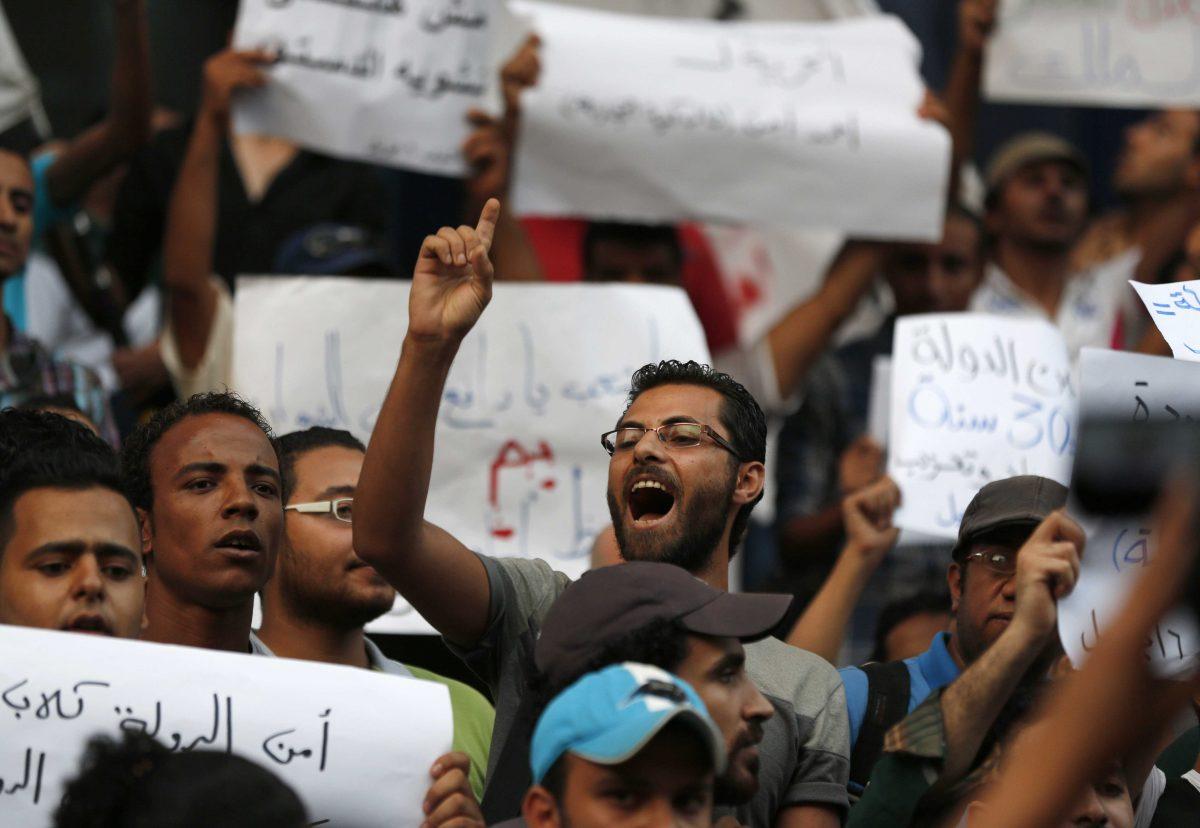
[0,408,127,553]
[53,730,307,827]
[120,392,279,512]
[625,360,767,550]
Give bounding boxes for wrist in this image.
[402,331,463,364]
[1006,611,1054,648]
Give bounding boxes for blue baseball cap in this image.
[530,662,726,784]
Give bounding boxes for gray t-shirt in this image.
[452,554,850,824]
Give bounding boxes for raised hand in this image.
[837,435,884,496]
[841,475,901,568]
[408,199,501,343]
[958,0,998,55]
[199,48,274,128]
[1011,510,1086,641]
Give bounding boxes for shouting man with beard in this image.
[256,426,495,800]
[355,201,850,827]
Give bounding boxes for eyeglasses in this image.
[964,548,1017,577]
[284,498,353,523]
[600,423,743,459]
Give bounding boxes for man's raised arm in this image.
[354,200,502,648]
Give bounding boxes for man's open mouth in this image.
[627,477,677,524]
[215,530,263,556]
[62,615,113,636]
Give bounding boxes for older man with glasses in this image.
[255,426,495,801]
[835,475,1083,796]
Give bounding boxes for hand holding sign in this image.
[422,751,485,827]
[410,199,500,343]
[200,49,274,129]
[1012,511,1086,642]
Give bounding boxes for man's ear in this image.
[137,507,153,564]
[733,460,765,506]
[948,562,963,613]
[522,785,562,828]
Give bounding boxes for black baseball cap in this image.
[952,475,1068,560]
[535,562,793,686]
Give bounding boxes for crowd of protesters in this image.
[1,0,1198,826]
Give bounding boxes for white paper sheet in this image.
[0,624,451,826]
[886,314,1075,539]
[511,2,950,240]
[985,0,1200,108]
[232,279,710,633]
[230,0,521,175]
[1057,348,1200,675]
[1131,279,1200,362]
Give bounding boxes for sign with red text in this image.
[985,0,1200,108]
[0,625,451,826]
[232,279,710,634]
[887,314,1076,538]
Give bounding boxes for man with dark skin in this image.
[120,393,283,653]
[355,201,849,827]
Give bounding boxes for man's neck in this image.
[993,240,1073,318]
[947,630,967,671]
[256,609,371,669]
[1127,190,1194,249]
[693,542,731,591]
[141,576,255,653]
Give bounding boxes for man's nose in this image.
[71,556,105,601]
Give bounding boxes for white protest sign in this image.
[866,354,891,446]
[985,0,1200,108]
[0,624,451,826]
[1058,348,1200,674]
[886,314,1075,538]
[231,0,520,176]
[232,279,711,634]
[1131,279,1200,362]
[511,2,951,241]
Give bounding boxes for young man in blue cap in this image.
[521,662,726,828]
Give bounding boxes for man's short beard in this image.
[608,470,736,574]
[276,558,395,631]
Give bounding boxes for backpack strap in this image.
[849,660,913,793]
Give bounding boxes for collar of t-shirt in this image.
[913,632,961,696]
[364,636,414,678]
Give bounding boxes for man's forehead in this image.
[153,413,277,471]
[11,487,140,541]
[0,149,33,189]
[620,384,723,425]
[291,445,363,493]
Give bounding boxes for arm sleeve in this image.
[787,659,852,812]
[444,554,570,695]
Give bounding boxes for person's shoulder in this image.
[406,665,494,716]
[489,554,572,593]
[746,636,843,703]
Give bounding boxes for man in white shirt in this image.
[970,132,1139,359]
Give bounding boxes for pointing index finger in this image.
[475,198,501,250]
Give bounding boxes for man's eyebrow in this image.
[174,461,227,480]
[8,186,33,200]
[314,484,355,500]
[708,651,745,677]
[246,463,281,482]
[661,415,702,426]
[25,542,140,565]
